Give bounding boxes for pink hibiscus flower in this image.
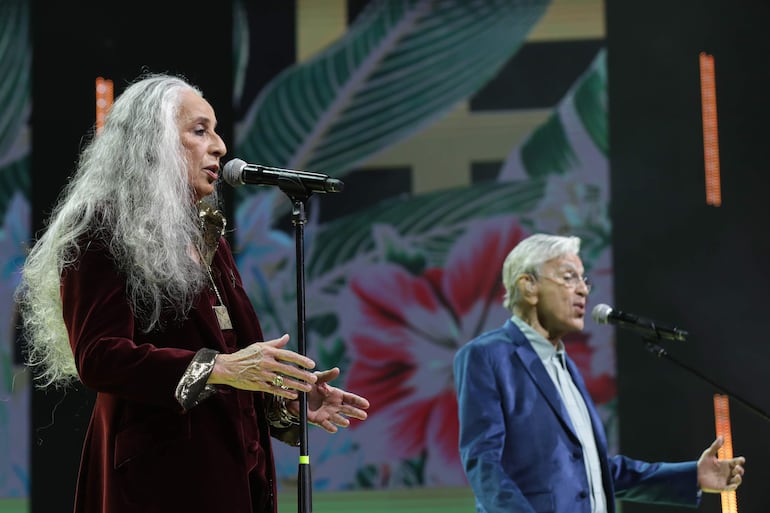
[339,218,526,485]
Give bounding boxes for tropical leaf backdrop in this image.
[235,0,550,180]
[232,0,613,491]
[0,0,32,500]
[0,0,610,501]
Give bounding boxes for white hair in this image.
[17,74,214,388]
[501,233,581,312]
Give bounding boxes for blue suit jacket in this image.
[454,319,699,513]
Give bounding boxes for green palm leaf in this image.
[0,0,31,160]
[521,113,576,179]
[0,158,29,225]
[518,49,607,179]
[236,0,551,178]
[573,49,608,156]
[307,178,546,280]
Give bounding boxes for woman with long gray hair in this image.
[17,73,369,513]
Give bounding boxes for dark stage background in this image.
[608,1,770,512]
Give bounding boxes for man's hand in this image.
[697,436,746,493]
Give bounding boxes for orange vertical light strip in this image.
[95,77,114,134]
[699,52,722,207]
[713,394,738,513]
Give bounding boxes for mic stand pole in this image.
[280,184,313,513]
[642,337,770,423]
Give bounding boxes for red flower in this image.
[339,218,526,484]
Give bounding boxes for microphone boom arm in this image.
[641,338,770,423]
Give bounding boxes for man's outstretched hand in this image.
[697,436,745,493]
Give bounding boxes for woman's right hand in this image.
[207,334,317,398]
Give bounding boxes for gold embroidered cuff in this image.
[175,348,218,411]
[267,393,300,428]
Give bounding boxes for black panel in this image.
[471,161,503,184]
[235,0,296,118]
[471,39,605,110]
[608,1,770,512]
[347,0,372,24]
[318,166,411,223]
[32,1,235,233]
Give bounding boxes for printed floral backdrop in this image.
[232,0,614,491]
[0,0,612,500]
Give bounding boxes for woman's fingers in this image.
[213,336,319,394]
[271,347,316,372]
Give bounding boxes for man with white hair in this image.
[454,233,745,513]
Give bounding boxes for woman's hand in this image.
[288,367,370,433]
[208,334,317,399]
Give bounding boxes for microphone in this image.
[591,303,688,342]
[223,158,344,194]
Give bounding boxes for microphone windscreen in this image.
[222,158,246,187]
[591,303,613,324]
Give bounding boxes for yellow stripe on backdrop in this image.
[297,0,347,62]
[529,0,605,42]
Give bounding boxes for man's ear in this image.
[519,274,538,304]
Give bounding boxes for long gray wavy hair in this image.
[17,74,215,387]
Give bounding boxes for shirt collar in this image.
[511,315,566,364]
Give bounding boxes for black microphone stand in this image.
[642,337,770,423]
[278,180,314,513]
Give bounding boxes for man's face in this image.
[534,253,589,339]
[177,90,227,201]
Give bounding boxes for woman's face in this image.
[177,90,227,200]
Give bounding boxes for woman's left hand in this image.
[289,368,370,433]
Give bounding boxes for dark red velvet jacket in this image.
[61,237,297,513]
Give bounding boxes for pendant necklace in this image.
[205,264,233,330]
[197,200,232,331]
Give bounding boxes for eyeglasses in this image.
[534,270,592,293]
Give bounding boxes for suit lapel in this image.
[565,356,608,452]
[505,320,580,443]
